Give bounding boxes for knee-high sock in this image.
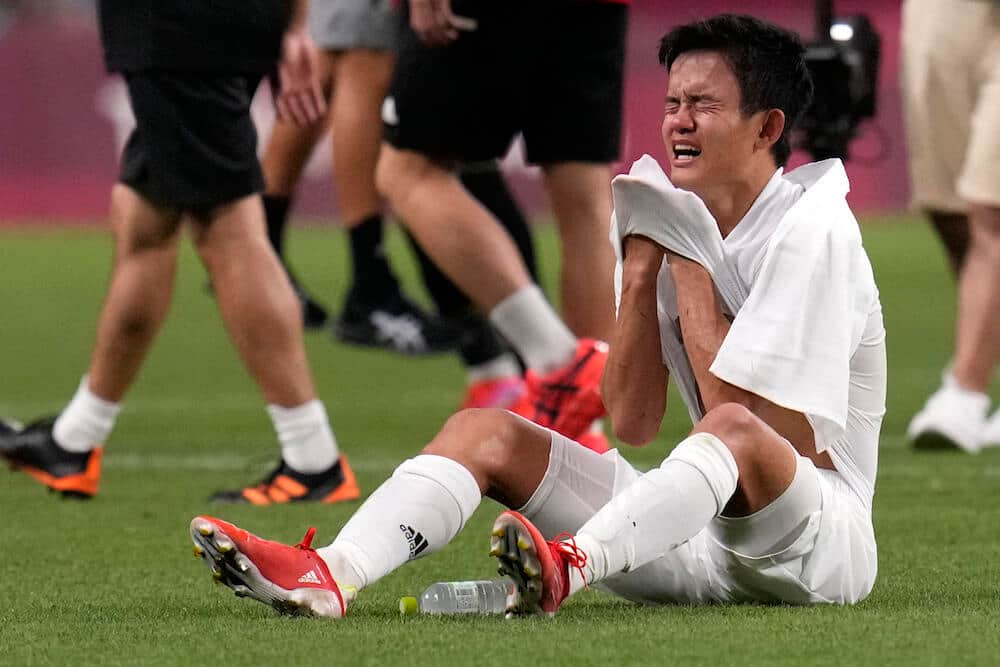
[571,432,738,592]
[316,454,481,591]
[489,286,577,373]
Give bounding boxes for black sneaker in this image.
[209,456,360,505]
[333,289,460,355]
[0,417,103,498]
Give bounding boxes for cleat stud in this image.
[196,523,213,537]
[491,527,505,537]
[212,571,222,582]
[516,538,532,550]
[192,545,204,557]
[216,539,233,553]
[524,565,538,577]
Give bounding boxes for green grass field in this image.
[1,216,998,666]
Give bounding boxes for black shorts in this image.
[384,0,627,165]
[119,72,264,210]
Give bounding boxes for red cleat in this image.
[460,376,526,410]
[190,516,346,618]
[489,510,587,617]
[510,338,609,440]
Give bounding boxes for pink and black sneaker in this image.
[510,338,609,441]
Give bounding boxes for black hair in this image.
[658,14,814,166]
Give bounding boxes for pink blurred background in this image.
[0,1,908,223]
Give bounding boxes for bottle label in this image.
[452,583,478,612]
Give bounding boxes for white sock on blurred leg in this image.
[53,376,121,452]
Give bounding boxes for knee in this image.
[695,403,762,462]
[374,146,411,203]
[423,408,533,479]
[375,146,446,213]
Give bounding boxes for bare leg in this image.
[87,185,183,401]
[190,195,315,407]
[329,49,395,227]
[543,162,617,341]
[952,204,1000,392]
[691,403,797,515]
[422,409,553,508]
[260,114,330,199]
[376,145,533,311]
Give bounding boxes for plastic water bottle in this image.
[399,579,513,616]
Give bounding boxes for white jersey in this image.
[611,157,887,507]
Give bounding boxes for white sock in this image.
[466,353,521,384]
[942,369,990,404]
[317,454,481,591]
[488,286,576,373]
[52,376,121,453]
[571,432,738,593]
[267,400,338,473]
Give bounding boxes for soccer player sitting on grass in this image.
[189,14,887,616]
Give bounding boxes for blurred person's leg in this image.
[543,162,616,341]
[407,162,536,408]
[903,0,999,452]
[190,196,315,408]
[190,194,358,503]
[0,185,180,498]
[951,204,1000,393]
[377,1,608,442]
[86,186,183,402]
[523,1,625,342]
[258,66,333,321]
[259,111,333,328]
[377,147,537,314]
[327,47,457,354]
[259,100,330,258]
[329,48,396,300]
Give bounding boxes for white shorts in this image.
[520,432,878,606]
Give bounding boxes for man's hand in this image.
[276,27,326,126]
[409,0,477,47]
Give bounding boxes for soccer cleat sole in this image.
[189,518,343,618]
[490,514,547,618]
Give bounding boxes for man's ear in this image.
[756,109,786,152]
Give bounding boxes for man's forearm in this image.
[669,253,820,452]
[603,237,668,445]
[667,252,743,411]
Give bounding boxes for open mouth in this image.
[673,143,702,162]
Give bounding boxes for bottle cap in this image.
[399,596,419,616]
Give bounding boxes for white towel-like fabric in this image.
[609,155,886,503]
